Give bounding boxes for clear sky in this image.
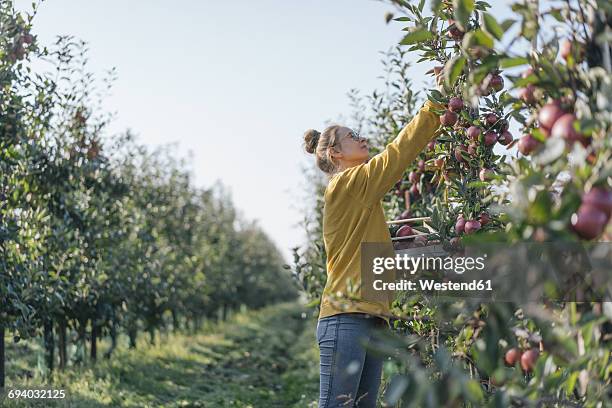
[17,0,515,262]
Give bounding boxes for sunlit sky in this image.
[17,0,516,261]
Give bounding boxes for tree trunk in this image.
[128,326,137,349]
[172,309,180,332]
[90,318,97,362]
[58,320,67,370]
[1,324,5,389]
[76,318,87,365]
[148,327,155,346]
[104,319,117,359]
[43,320,55,373]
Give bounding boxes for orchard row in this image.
[0,1,297,386]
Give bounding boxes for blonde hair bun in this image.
[303,129,321,154]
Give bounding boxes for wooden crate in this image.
[387,216,448,257]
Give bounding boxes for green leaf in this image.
[482,13,503,41]
[499,57,528,68]
[469,64,492,84]
[514,73,539,87]
[383,375,410,406]
[531,127,547,142]
[453,0,475,31]
[565,371,578,397]
[462,29,494,50]
[467,180,489,188]
[549,8,564,22]
[500,18,516,31]
[444,55,466,88]
[428,89,445,103]
[463,379,484,402]
[521,17,538,41]
[473,29,494,48]
[431,0,443,13]
[400,28,434,45]
[305,298,320,307]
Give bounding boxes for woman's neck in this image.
[337,159,366,173]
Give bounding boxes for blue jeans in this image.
[316,313,387,407]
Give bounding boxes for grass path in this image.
[2,301,320,407]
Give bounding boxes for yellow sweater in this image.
[319,99,443,327]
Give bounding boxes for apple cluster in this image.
[503,347,540,374]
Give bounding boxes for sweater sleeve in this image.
[345,99,443,206]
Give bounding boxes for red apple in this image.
[467,143,477,156]
[519,84,537,104]
[560,39,584,62]
[434,158,445,168]
[582,187,612,219]
[520,348,540,373]
[455,217,466,234]
[538,102,565,131]
[396,225,415,238]
[499,119,509,132]
[409,171,421,184]
[571,204,608,240]
[518,134,539,155]
[504,348,523,367]
[418,160,426,172]
[11,46,25,61]
[464,220,481,234]
[454,146,468,163]
[414,235,427,246]
[440,110,458,126]
[479,212,491,226]
[399,210,412,220]
[427,140,436,150]
[466,126,481,141]
[550,113,588,146]
[448,24,464,41]
[410,183,420,198]
[498,130,513,146]
[485,113,498,127]
[484,131,497,146]
[489,75,504,92]
[21,33,34,45]
[560,39,571,59]
[449,97,464,112]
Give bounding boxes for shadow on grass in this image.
[2,301,320,407]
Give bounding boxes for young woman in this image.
[303,92,443,407]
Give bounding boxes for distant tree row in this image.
[0,0,298,386]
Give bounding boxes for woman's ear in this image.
[329,145,343,160]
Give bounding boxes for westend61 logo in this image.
[360,242,611,303]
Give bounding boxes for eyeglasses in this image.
[346,130,366,142]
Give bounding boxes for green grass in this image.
[1,301,320,407]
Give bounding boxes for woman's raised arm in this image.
[344,99,443,206]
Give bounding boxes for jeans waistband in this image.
[322,312,386,325]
